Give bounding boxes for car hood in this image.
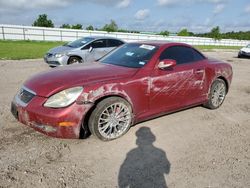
[24,63,138,97]
[48,45,75,54]
[241,47,250,53]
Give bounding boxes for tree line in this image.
[32,14,250,41]
[32,14,139,33]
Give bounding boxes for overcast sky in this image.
[0,0,249,33]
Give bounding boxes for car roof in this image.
[130,40,190,47]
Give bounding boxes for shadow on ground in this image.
[118,127,171,188]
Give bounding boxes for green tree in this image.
[60,24,71,29]
[178,28,189,36]
[117,29,140,33]
[159,30,170,36]
[102,20,118,32]
[86,25,94,30]
[71,24,83,30]
[194,26,250,40]
[188,31,195,36]
[210,26,222,40]
[32,14,54,28]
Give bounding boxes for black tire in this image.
[204,78,227,109]
[89,97,132,141]
[238,54,242,58]
[68,56,82,65]
[80,121,91,139]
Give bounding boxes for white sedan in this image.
[238,44,250,58]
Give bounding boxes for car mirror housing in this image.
[158,59,177,70]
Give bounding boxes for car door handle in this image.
[195,69,204,74]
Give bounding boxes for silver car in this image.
[44,36,125,67]
[238,44,250,58]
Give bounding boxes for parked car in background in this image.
[12,41,233,141]
[238,44,250,58]
[44,36,124,67]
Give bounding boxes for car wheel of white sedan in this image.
[68,56,82,64]
[89,97,132,141]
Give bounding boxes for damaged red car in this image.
[11,41,233,141]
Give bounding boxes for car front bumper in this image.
[44,54,69,67]
[239,51,250,57]
[11,94,92,139]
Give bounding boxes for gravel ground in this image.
[0,51,249,188]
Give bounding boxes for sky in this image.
[0,0,249,33]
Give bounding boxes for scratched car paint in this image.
[11,41,233,141]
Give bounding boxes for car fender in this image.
[67,49,86,61]
[205,63,232,97]
[77,84,134,111]
[214,64,232,85]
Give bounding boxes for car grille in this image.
[242,51,250,55]
[18,88,35,104]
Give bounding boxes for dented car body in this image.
[11,41,233,140]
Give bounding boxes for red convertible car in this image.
[11,41,233,141]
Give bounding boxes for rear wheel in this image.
[68,56,82,65]
[204,78,227,109]
[89,97,132,141]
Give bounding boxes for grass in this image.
[0,40,65,60]
[195,45,242,50]
[0,40,242,60]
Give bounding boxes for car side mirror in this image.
[158,59,176,70]
[89,46,93,53]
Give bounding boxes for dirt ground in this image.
[0,50,249,188]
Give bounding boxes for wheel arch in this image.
[96,94,132,106]
[79,94,134,139]
[217,76,229,93]
[67,55,83,64]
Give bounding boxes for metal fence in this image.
[0,24,249,46]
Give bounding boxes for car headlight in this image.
[54,53,66,58]
[44,87,83,108]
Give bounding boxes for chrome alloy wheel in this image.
[98,102,131,139]
[211,82,226,108]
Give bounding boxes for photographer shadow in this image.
[118,127,171,188]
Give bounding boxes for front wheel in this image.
[89,97,132,141]
[204,78,227,109]
[68,56,82,65]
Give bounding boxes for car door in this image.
[84,39,108,62]
[149,46,207,114]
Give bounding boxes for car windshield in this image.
[246,44,250,48]
[65,37,94,48]
[100,43,158,68]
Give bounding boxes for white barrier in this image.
[0,24,249,46]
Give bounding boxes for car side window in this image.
[107,39,124,47]
[159,46,205,65]
[82,39,107,50]
[82,43,91,50]
[192,48,206,61]
[91,39,107,48]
